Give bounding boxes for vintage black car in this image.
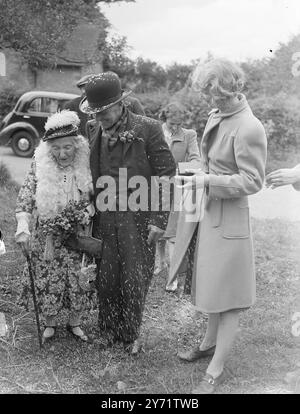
[0,91,79,157]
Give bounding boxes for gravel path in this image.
[0,147,31,185]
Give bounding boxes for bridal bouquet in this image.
[40,200,90,238]
[39,200,90,260]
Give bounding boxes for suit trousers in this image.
[94,211,155,343]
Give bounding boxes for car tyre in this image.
[11,130,36,158]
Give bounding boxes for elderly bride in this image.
[15,110,95,343]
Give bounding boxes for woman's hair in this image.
[192,58,245,98]
[72,134,86,151]
[159,101,187,123]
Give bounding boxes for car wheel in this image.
[11,130,36,157]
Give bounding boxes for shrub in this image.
[137,88,211,143]
[136,88,172,119]
[0,162,19,190]
[0,87,23,121]
[174,88,210,143]
[249,92,300,152]
[137,88,300,159]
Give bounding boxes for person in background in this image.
[266,165,300,190]
[154,102,201,293]
[176,59,267,393]
[64,74,93,136]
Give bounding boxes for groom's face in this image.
[96,102,123,129]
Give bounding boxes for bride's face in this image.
[49,136,77,168]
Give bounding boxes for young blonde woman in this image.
[176,59,267,393]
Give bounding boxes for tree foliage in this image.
[101,34,135,81]
[241,34,300,98]
[0,0,134,68]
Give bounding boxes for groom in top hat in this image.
[80,72,176,352]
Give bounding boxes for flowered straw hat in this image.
[43,110,80,141]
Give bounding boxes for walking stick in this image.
[23,249,43,349]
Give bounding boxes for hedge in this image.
[136,89,300,152]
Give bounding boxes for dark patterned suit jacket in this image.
[87,111,176,230]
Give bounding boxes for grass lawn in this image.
[0,174,299,394]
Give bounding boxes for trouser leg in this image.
[95,213,122,337]
[117,213,155,343]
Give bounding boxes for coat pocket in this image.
[222,198,250,239]
[207,198,222,227]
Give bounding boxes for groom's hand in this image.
[147,225,165,245]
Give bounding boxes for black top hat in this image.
[79,72,132,114]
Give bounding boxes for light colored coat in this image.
[171,94,267,312]
[163,124,201,166]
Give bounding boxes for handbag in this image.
[64,233,103,259]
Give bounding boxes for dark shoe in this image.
[66,324,91,343]
[191,370,229,394]
[178,345,216,362]
[42,326,57,344]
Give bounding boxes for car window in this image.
[58,99,69,110]
[27,97,59,114]
[44,98,59,113]
[27,97,43,113]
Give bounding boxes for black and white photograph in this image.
[0,0,299,397]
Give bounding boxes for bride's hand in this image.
[184,168,206,176]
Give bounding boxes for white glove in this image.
[15,212,31,237]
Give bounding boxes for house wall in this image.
[0,49,34,92]
[35,66,82,94]
[35,61,103,94]
[0,49,103,94]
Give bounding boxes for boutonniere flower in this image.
[119,130,144,144]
